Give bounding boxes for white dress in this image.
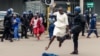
[53,12,69,37]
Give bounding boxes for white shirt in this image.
[53,12,69,28]
[33,19,38,28]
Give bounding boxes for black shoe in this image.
[87,36,90,38]
[97,36,100,38]
[5,38,8,40]
[1,39,4,42]
[71,51,78,55]
[10,40,13,42]
[82,35,85,36]
[57,37,64,47]
[25,37,29,39]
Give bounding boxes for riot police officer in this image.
[1,9,13,42]
[28,11,33,34]
[21,12,29,39]
[87,13,99,38]
[68,6,85,54]
[84,10,90,26]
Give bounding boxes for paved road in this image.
[0,33,100,56]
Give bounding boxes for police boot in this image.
[25,37,29,39]
[71,50,78,55]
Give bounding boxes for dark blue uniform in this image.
[87,15,99,38]
[68,6,85,54]
[1,14,13,42]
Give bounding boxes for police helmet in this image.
[9,8,14,12]
[7,9,12,15]
[28,10,33,14]
[74,6,81,13]
[92,13,98,17]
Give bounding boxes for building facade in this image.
[0,0,100,17]
[0,0,26,14]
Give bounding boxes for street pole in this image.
[46,2,56,33]
[66,1,71,13]
[80,0,84,14]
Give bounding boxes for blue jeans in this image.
[14,27,19,39]
[48,24,55,39]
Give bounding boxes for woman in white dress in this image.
[45,7,69,50]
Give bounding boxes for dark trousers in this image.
[81,24,85,36]
[87,28,98,37]
[73,33,80,51]
[1,27,13,41]
[29,25,33,35]
[21,26,28,38]
[71,25,82,51]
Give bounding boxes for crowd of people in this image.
[0,6,100,55]
[1,8,45,42]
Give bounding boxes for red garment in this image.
[33,27,39,35]
[30,17,45,35]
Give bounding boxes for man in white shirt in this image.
[45,7,69,50]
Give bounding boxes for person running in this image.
[45,7,69,50]
[57,6,85,55]
[30,14,44,40]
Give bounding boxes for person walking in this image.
[12,14,20,40]
[87,13,99,38]
[1,9,13,42]
[28,11,34,34]
[21,12,29,39]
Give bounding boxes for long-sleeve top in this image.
[12,17,20,28]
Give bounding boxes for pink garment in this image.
[30,17,45,34]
